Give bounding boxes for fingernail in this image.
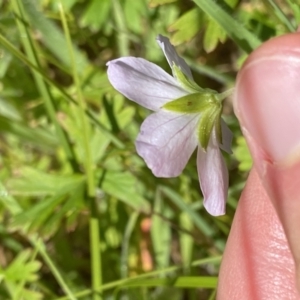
[234,34,300,167]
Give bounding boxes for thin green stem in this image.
[59,3,94,197]
[0,33,125,149]
[216,88,235,102]
[184,57,235,85]
[286,0,300,24]
[208,289,217,300]
[12,0,78,171]
[264,0,296,32]
[193,0,261,53]
[33,238,77,300]
[59,4,102,300]
[0,185,76,300]
[121,212,139,278]
[89,215,102,300]
[55,256,222,300]
[112,0,130,56]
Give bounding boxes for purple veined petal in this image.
[107,57,188,111]
[219,119,233,154]
[135,110,199,177]
[197,130,228,216]
[156,35,193,80]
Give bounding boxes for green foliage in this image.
[101,171,150,212]
[234,136,253,172]
[169,8,203,45]
[193,0,261,53]
[22,0,89,72]
[80,0,112,31]
[0,249,42,300]
[0,0,296,299]
[148,0,178,8]
[203,17,227,53]
[151,189,172,270]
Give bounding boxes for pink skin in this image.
[218,33,300,298]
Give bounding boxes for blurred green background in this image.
[0,0,297,299]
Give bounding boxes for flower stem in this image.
[59,3,102,300]
[55,256,222,300]
[59,2,95,197]
[33,238,77,300]
[216,88,235,102]
[90,210,103,300]
[112,0,130,56]
[11,0,78,171]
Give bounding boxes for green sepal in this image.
[198,105,222,150]
[173,64,206,93]
[214,113,222,145]
[163,92,218,114]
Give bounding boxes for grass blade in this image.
[0,33,125,149]
[120,211,139,278]
[122,276,218,288]
[0,181,76,300]
[112,0,130,56]
[11,0,78,171]
[263,0,296,32]
[193,0,261,53]
[58,2,94,196]
[159,185,215,237]
[55,256,222,299]
[22,0,88,72]
[59,4,102,300]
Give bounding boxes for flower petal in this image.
[219,119,233,154]
[135,110,199,177]
[197,130,228,216]
[156,35,193,80]
[107,57,188,111]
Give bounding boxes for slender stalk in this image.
[0,33,125,149]
[11,0,78,171]
[58,3,94,197]
[121,212,139,278]
[208,289,217,300]
[216,88,235,102]
[112,0,130,56]
[193,0,261,53]
[286,0,300,24]
[33,238,77,300]
[0,184,76,300]
[55,256,222,300]
[59,4,102,300]
[10,2,78,296]
[89,214,102,300]
[264,0,296,32]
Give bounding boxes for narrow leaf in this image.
[169,8,204,45]
[193,0,261,53]
[123,276,218,288]
[148,0,177,8]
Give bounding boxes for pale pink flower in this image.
[107,35,232,216]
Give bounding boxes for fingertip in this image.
[234,33,300,166]
[233,33,300,295]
